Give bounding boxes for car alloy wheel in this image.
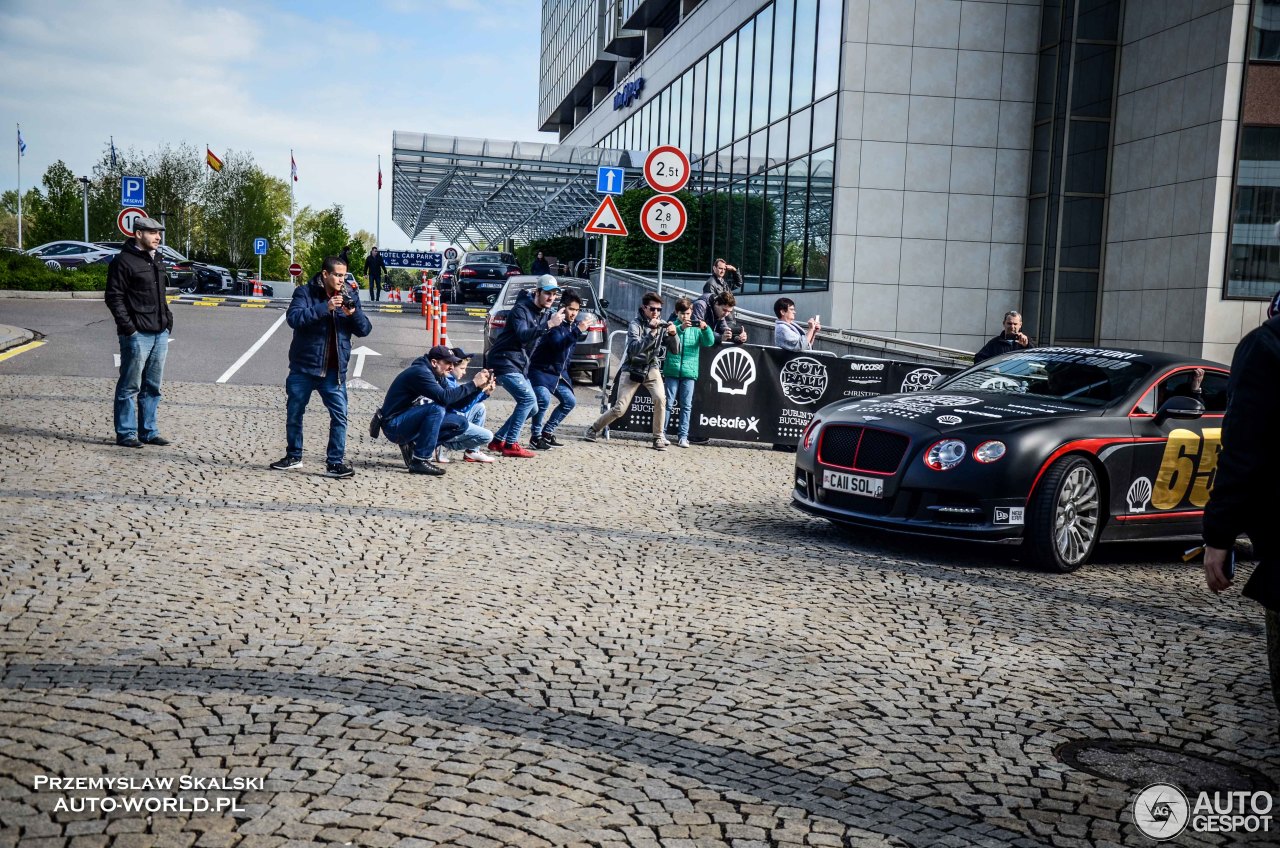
[1025,455,1102,573]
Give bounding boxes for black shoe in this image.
[544,433,566,447]
[530,435,551,450]
[408,458,446,476]
[400,443,414,468]
[144,436,171,446]
[326,462,355,479]
[116,436,143,448]
[270,455,302,470]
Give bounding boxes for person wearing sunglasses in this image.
[585,291,679,449]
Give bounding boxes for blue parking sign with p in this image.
[253,238,269,255]
[596,166,624,195]
[121,176,145,208]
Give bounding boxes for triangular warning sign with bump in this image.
[583,195,628,236]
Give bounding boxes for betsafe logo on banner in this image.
[710,347,756,395]
[1132,783,1273,840]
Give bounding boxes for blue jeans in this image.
[467,403,486,428]
[285,370,348,464]
[494,372,539,445]
[530,382,576,438]
[664,376,695,441]
[114,330,169,441]
[381,402,445,461]
[443,417,492,452]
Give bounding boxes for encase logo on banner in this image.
[900,367,943,392]
[1132,783,1273,840]
[710,347,755,395]
[779,356,828,404]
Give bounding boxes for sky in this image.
[0,0,551,249]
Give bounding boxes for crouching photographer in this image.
[584,291,678,450]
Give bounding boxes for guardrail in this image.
[596,267,972,367]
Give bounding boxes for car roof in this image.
[999,346,1230,371]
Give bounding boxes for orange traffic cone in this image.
[389,288,401,303]
[441,303,449,347]
[432,289,442,346]
[252,279,263,296]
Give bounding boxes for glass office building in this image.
[542,0,1276,359]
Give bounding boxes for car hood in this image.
[820,391,1099,436]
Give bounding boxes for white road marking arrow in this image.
[350,345,380,378]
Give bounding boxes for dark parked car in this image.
[792,347,1231,573]
[456,251,521,303]
[94,242,249,294]
[482,275,608,385]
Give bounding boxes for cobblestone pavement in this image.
[2,375,1277,847]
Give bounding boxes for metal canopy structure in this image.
[391,132,646,248]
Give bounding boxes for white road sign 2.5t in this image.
[643,146,690,193]
[639,195,687,243]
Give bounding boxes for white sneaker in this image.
[433,447,451,464]
[678,438,690,448]
[464,449,496,463]
[655,437,671,448]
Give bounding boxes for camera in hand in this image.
[341,292,357,310]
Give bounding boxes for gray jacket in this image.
[624,308,679,373]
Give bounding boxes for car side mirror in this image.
[486,295,497,306]
[1154,395,1205,425]
[599,298,609,309]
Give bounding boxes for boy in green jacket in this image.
[662,297,717,448]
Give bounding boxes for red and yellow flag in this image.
[206,146,223,172]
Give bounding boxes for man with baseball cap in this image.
[105,216,173,448]
[375,344,493,475]
[485,274,564,457]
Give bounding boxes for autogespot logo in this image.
[1134,784,1189,840]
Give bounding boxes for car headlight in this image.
[924,439,966,471]
[973,440,1007,463]
[802,417,822,451]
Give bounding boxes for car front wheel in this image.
[1024,455,1102,573]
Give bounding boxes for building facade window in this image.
[593,0,840,293]
[1022,0,1122,346]
[1228,126,1280,297]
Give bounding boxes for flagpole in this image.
[289,149,295,266]
[16,123,23,250]
[376,154,381,248]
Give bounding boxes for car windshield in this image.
[502,283,596,311]
[467,253,503,264]
[936,349,1153,407]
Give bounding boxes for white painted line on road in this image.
[350,345,381,378]
[216,313,287,384]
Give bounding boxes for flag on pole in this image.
[206,146,223,172]
[17,128,26,157]
[291,151,298,182]
[110,136,117,168]
[378,162,382,190]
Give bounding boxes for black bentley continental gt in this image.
[792,347,1230,572]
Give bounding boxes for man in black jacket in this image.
[363,247,385,302]
[974,310,1033,363]
[105,217,174,448]
[1203,305,1280,716]
[377,345,492,475]
[486,276,563,457]
[703,258,741,295]
[270,257,372,478]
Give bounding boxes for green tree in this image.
[302,204,350,277]
[202,150,289,272]
[607,187,705,272]
[23,161,84,246]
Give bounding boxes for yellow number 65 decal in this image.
[1152,428,1221,510]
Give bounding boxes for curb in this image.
[0,324,36,353]
[0,289,107,299]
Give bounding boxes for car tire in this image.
[44,259,61,271]
[1024,455,1103,573]
[179,281,196,294]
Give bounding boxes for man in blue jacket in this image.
[270,257,372,478]
[377,345,493,475]
[485,275,564,457]
[528,290,589,450]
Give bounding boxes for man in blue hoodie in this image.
[485,275,564,457]
[528,290,589,450]
[270,257,372,478]
[376,345,493,475]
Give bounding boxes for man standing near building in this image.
[487,275,563,457]
[585,291,679,449]
[703,258,742,295]
[1203,299,1280,720]
[974,311,1033,363]
[364,246,385,302]
[270,257,372,478]
[105,216,173,448]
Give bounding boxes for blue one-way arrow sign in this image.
[596,166,624,195]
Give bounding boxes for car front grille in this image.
[818,426,909,474]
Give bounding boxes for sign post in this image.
[640,156,689,298]
[288,263,302,279]
[583,195,628,299]
[253,237,268,288]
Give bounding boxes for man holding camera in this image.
[270,256,372,478]
[974,310,1033,363]
[585,291,679,450]
[487,275,563,457]
[691,290,748,345]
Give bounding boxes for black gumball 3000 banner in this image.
[606,347,963,443]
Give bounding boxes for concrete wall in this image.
[829,0,1038,353]
[1101,0,1261,364]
